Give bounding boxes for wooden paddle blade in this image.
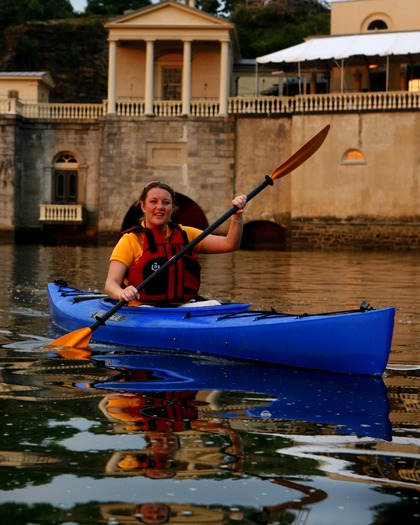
[270,124,330,181]
[46,327,93,349]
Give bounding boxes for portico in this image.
[105,0,236,116]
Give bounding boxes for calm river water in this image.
[0,245,419,524]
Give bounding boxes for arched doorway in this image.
[242,220,288,250]
[121,193,208,232]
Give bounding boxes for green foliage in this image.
[301,12,330,36]
[197,0,222,16]
[199,0,329,18]
[231,5,330,58]
[68,45,82,68]
[0,0,74,31]
[85,0,151,16]
[13,34,40,69]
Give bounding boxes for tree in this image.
[85,0,151,16]
[0,0,74,31]
[231,2,329,58]
[197,0,222,17]
[198,0,330,18]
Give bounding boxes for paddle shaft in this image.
[47,125,329,349]
[89,176,274,331]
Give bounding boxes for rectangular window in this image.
[53,170,78,203]
[162,67,182,100]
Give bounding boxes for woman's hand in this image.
[120,285,140,303]
[200,194,247,254]
[232,194,247,215]
[105,260,140,302]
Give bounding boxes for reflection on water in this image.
[86,352,393,440]
[0,245,419,524]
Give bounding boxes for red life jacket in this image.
[126,223,201,304]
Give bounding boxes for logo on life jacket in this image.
[151,262,161,272]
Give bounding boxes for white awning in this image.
[256,31,420,67]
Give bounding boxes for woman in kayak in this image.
[105,181,247,305]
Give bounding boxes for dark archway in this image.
[242,220,288,250]
[173,194,208,229]
[121,193,208,232]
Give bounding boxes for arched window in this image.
[52,152,79,203]
[342,149,366,165]
[367,19,388,31]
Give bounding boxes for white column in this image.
[182,39,192,116]
[107,40,117,114]
[145,39,155,116]
[219,40,230,116]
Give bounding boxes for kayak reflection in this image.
[87,352,392,441]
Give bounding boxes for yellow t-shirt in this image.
[110,223,204,269]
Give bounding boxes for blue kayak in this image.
[47,281,395,376]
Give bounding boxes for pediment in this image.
[105,1,233,29]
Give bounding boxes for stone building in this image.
[0,0,419,250]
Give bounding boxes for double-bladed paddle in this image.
[47,124,330,350]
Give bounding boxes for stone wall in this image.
[235,116,293,228]
[97,116,236,243]
[233,111,420,251]
[292,217,420,251]
[0,115,16,242]
[1,110,420,250]
[290,112,420,220]
[11,118,102,243]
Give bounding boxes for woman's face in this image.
[141,188,173,230]
[135,503,169,524]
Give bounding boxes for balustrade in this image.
[21,103,104,119]
[39,204,85,223]
[1,92,419,120]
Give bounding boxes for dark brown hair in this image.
[138,181,176,208]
